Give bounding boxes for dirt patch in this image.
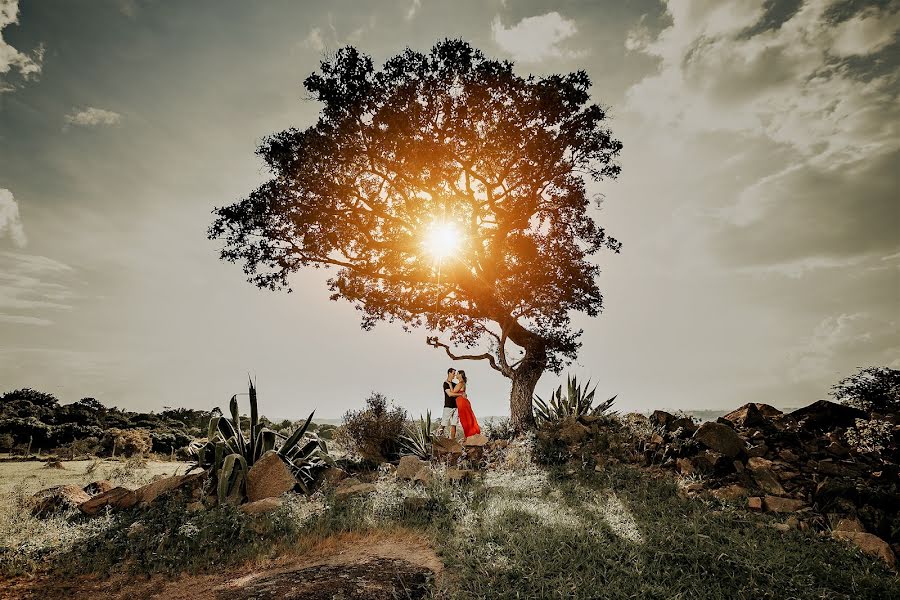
[1,529,442,600]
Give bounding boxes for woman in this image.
[452,370,481,438]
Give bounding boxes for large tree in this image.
[209,40,622,431]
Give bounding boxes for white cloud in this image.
[63,107,123,129]
[625,0,900,166]
[0,0,44,93]
[491,12,579,63]
[0,188,26,247]
[302,27,325,52]
[0,251,74,327]
[405,0,421,22]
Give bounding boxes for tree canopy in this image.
[209,40,622,429]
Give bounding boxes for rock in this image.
[747,457,774,471]
[323,467,348,484]
[752,468,787,496]
[815,460,863,478]
[650,410,674,429]
[834,517,866,533]
[722,403,767,428]
[83,480,114,496]
[694,450,731,474]
[832,531,897,569]
[246,451,297,502]
[675,458,695,474]
[789,400,866,431]
[396,455,429,480]
[668,416,698,434]
[464,434,489,447]
[447,468,474,483]
[133,475,183,505]
[746,444,768,458]
[240,497,284,515]
[763,495,807,513]
[778,449,800,463]
[413,467,432,485]
[335,481,377,498]
[557,417,590,444]
[826,442,850,457]
[79,486,137,515]
[711,484,749,501]
[693,421,745,458]
[748,496,763,510]
[432,437,464,458]
[29,485,92,518]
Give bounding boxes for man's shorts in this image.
[441,406,459,427]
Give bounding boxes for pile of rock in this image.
[638,400,899,568]
[27,450,311,519]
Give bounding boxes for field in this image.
[1,453,897,599]
[0,458,191,497]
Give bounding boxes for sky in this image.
[0,0,898,420]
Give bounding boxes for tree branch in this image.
[426,336,503,374]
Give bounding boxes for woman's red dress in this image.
[456,395,481,438]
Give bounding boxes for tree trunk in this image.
[508,346,547,432]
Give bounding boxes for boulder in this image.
[763,495,808,513]
[834,517,866,533]
[748,496,763,510]
[83,480,114,496]
[79,486,137,515]
[557,417,590,444]
[722,403,767,428]
[746,443,768,458]
[396,455,430,481]
[693,422,745,458]
[323,467,348,484]
[246,451,297,502]
[778,449,800,463]
[789,400,866,431]
[668,416,698,434]
[432,437,464,458]
[752,468,787,496]
[29,485,91,518]
[694,450,731,474]
[650,410,674,429]
[747,457,774,471]
[134,472,205,506]
[832,531,897,569]
[463,434,489,447]
[675,458,695,474]
[711,484,749,501]
[240,497,284,516]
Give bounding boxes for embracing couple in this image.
[438,368,480,441]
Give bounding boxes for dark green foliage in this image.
[399,410,434,459]
[533,374,616,424]
[189,378,331,501]
[336,392,406,462]
[0,387,214,453]
[832,366,900,415]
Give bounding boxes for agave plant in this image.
[533,374,617,424]
[188,378,331,503]
[399,410,434,459]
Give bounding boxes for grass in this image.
[0,456,897,598]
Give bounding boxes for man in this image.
[439,367,460,439]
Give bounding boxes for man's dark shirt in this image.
[443,381,457,409]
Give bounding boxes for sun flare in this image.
[423,221,461,261]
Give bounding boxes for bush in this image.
[0,433,14,451]
[103,428,152,457]
[335,392,406,462]
[832,366,900,415]
[484,417,515,441]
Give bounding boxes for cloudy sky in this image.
[1,0,898,419]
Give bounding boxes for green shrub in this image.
[103,428,152,457]
[399,411,434,459]
[335,392,406,462]
[832,366,900,415]
[188,378,331,502]
[533,374,616,424]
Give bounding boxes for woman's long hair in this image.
[457,370,467,384]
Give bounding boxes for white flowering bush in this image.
[844,418,894,454]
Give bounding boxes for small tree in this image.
[210,40,622,431]
[831,366,900,415]
[336,392,407,462]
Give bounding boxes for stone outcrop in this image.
[692,421,745,458]
[246,451,297,502]
[29,485,91,517]
[79,486,138,515]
